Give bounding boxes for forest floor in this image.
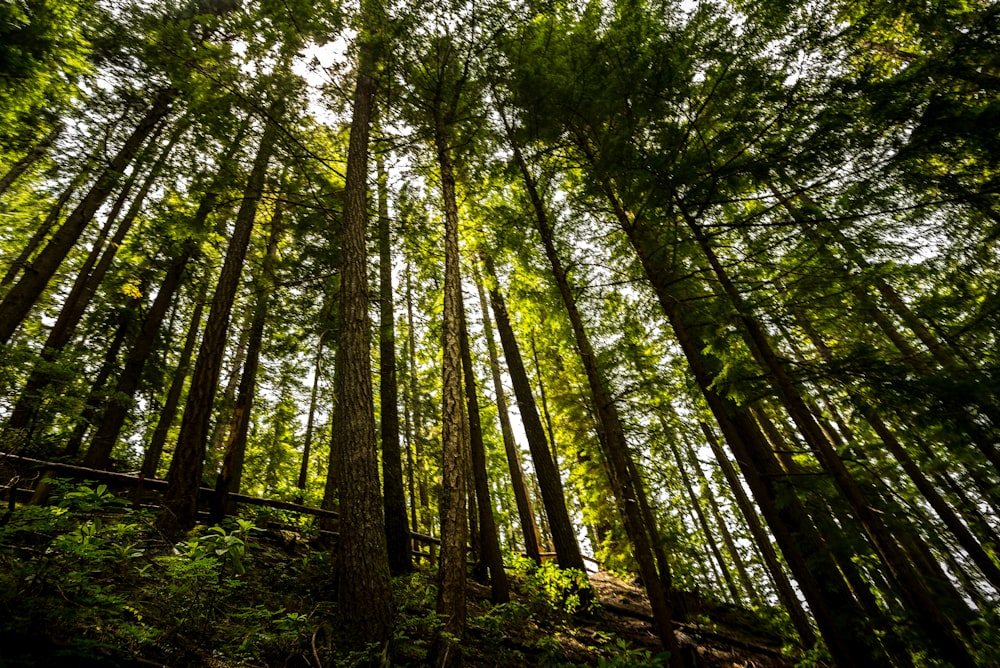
[453,568,800,668]
[0,479,807,667]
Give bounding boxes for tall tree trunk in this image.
[529,472,553,552]
[6,171,136,433]
[0,90,173,344]
[463,399,482,580]
[327,15,394,648]
[401,307,418,538]
[751,403,903,634]
[483,255,586,574]
[459,297,510,603]
[793,310,1000,591]
[774,185,1000,470]
[4,184,129,437]
[685,439,761,606]
[63,303,138,456]
[377,153,412,575]
[699,424,816,645]
[429,73,468,668]
[297,331,328,494]
[142,289,205,479]
[206,307,253,468]
[607,182,884,665]
[529,333,558,462]
[157,115,276,538]
[503,124,674,652]
[84,237,198,468]
[796,186,969,372]
[0,123,62,199]
[473,264,542,563]
[406,265,431,533]
[684,210,977,666]
[666,433,740,603]
[213,203,284,520]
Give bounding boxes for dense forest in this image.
[1,0,998,665]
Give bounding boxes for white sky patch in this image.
[292,33,356,125]
[292,34,354,83]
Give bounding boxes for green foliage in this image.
[0,481,157,662]
[0,0,90,142]
[57,481,128,512]
[171,521,254,576]
[598,637,670,668]
[0,481,326,666]
[969,606,1000,667]
[522,561,596,617]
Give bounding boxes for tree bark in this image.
[142,289,205,479]
[429,66,468,666]
[793,309,1000,592]
[473,264,542,563]
[297,331,328,493]
[503,122,673,653]
[4,127,178,440]
[328,16,394,649]
[667,433,740,603]
[699,424,816,646]
[483,254,586,574]
[84,237,198,468]
[376,153,412,575]
[684,210,976,666]
[529,332,558,463]
[686,439,761,606]
[212,203,284,520]
[157,115,275,538]
[62,303,138,456]
[459,296,510,603]
[608,183,885,665]
[405,265,431,533]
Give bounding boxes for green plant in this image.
[473,599,532,635]
[532,631,567,666]
[971,606,1000,667]
[0,481,160,662]
[524,561,595,616]
[56,481,128,512]
[597,637,670,668]
[172,522,255,576]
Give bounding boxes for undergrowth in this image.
[0,480,671,667]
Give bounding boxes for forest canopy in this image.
[0,0,998,666]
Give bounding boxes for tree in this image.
[158,111,277,538]
[5,0,999,664]
[459,291,509,603]
[482,255,587,575]
[498,108,676,656]
[327,0,394,649]
[472,264,543,563]
[212,201,285,520]
[3,127,180,444]
[377,152,412,575]
[424,32,470,667]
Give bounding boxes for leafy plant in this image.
[56,481,128,512]
[523,561,596,616]
[597,637,670,668]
